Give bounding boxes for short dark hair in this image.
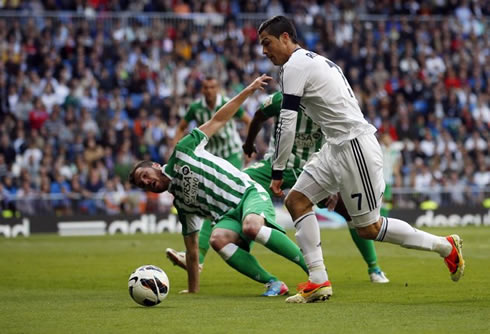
[203,75,217,81]
[128,160,153,187]
[258,16,298,43]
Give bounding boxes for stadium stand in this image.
[0,0,488,216]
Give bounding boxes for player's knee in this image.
[242,214,264,239]
[356,219,382,240]
[285,191,313,219]
[210,230,230,251]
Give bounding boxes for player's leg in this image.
[244,160,328,276]
[380,184,392,218]
[334,195,389,283]
[341,134,464,281]
[284,182,333,303]
[347,227,388,282]
[239,186,308,273]
[211,218,288,296]
[198,219,212,264]
[286,149,336,285]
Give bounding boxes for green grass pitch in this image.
[1,227,489,334]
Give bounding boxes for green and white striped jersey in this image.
[185,94,245,158]
[163,129,254,235]
[261,92,324,169]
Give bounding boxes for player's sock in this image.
[348,228,379,271]
[218,243,276,284]
[294,212,329,283]
[198,219,213,264]
[255,226,308,273]
[376,217,452,257]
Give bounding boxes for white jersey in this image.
[272,48,376,175]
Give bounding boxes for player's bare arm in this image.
[199,74,272,139]
[243,109,268,157]
[182,231,200,293]
[240,112,252,135]
[172,118,189,148]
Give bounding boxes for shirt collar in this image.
[161,164,173,180]
[202,94,222,110]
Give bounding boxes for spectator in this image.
[0,133,16,166]
[81,168,104,214]
[22,139,43,172]
[474,164,490,190]
[0,154,7,179]
[50,171,71,215]
[464,130,487,154]
[83,137,105,165]
[15,180,37,215]
[40,83,58,114]
[38,175,53,213]
[28,98,49,130]
[12,89,33,122]
[101,178,125,215]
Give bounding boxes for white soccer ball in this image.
[128,265,170,307]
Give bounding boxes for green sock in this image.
[225,246,276,283]
[258,228,308,274]
[380,206,390,218]
[348,228,379,273]
[198,219,213,264]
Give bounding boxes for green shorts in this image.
[243,159,302,198]
[214,186,285,243]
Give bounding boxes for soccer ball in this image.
[128,265,170,307]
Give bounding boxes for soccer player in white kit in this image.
[258,16,465,303]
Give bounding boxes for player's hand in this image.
[323,193,339,211]
[270,179,284,197]
[242,143,257,158]
[243,152,255,167]
[248,74,273,92]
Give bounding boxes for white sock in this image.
[294,212,329,283]
[218,243,239,261]
[376,217,452,257]
[255,226,272,245]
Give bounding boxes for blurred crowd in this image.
[1,0,489,17]
[0,0,488,217]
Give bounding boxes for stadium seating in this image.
[0,1,488,216]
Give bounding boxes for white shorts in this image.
[292,133,385,228]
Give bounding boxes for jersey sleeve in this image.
[270,59,309,178]
[260,92,283,118]
[183,103,197,123]
[271,109,297,178]
[281,60,308,98]
[176,128,208,151]
[165,129,208,177]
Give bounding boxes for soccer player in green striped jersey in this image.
[242,92,389,283]
[172,76,252,269]
[129,75,307,296]
[173,76,251,168]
